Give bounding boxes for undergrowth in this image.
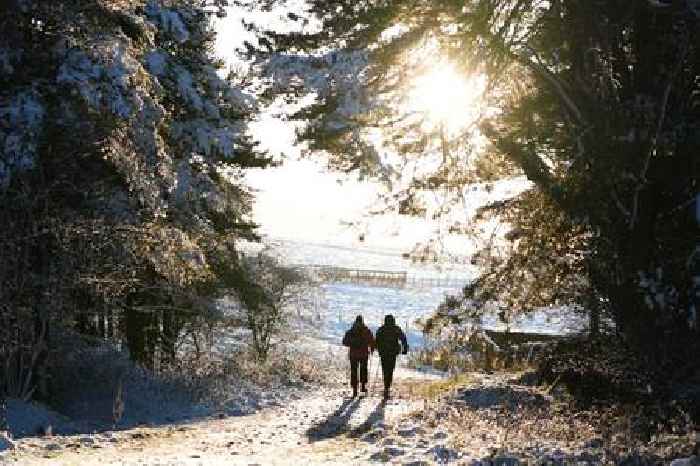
[403,374,472,401]
[35,329,341,431]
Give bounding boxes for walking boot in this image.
[361,383,367,393]
[383,388,389,400]
[352,386,358,398]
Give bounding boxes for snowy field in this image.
[245,238,467,349]
[310,282,586,350]
[317,283,463,349]
[267,238,476,277]
[262,239,587,354]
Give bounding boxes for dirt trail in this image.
[6,368,442,466]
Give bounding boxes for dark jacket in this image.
[342,324,375,360]
[375,323,408,357]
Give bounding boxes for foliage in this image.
[536,336,657,403]
[0,0,270,401]
[245,0,519,225]
[232,252,307,361]
[535,335,700,423]
[254,0,700,364]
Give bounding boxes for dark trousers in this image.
[380,355,397,390]
[350,357,368,388]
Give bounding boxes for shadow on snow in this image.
[305,397,388,442]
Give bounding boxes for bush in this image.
[233,252,308,361]
[47,331,202,427]
[534,336,656,404]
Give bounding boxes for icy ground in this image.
[4,364,443,465]
[0,368,559,465]
[8,366,695,465]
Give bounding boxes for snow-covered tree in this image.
[231,252,306,361]
[0,0,270,397]
[252,0,700,362]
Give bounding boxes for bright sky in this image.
[249,97,388,244]
[408,62,488,135]
[214,3,387,242]
[213,3,485,245]
[245,156,381,241]
[241,80,383,241]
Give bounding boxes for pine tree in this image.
[0,0,270,396]
[253,0,700,361]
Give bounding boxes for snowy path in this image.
[6,368,692,465]
[7,367,445,466]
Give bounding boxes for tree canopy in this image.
[251,0,700,359]
[0,0,270,399]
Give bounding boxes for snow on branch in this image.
[57,42,144,118]
[0,91,45,189]
[647,0,672,7]
[146,1,191,43]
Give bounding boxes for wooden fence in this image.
[293,264,467,289]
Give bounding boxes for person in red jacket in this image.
[342,315,375,397]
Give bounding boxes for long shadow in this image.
[7,375,288,439]
[305,397,361,442]
[349,400,385,438]
[456,386,549,410]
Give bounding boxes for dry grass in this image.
[398,374,471,401]
[408,372,698,463]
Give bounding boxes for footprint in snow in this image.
[415,439,430,449]
[428,445,460,462]
[361,430,383,443]
[402,460,430,466]
[397,426,425,438]
[370,446,405,461]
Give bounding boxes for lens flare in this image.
[407,63,487,133]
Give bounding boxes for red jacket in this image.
[342,324,375,360]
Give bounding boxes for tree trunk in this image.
[161,310,179,367]
[32,312,50,402]
[589,304,600,340]
[98,305,106,339]
[125,306,149,367]
[107,307,115,341]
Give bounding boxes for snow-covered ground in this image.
[0,371,526,465]
[5,364,445,465]
[244,236,586,351]
[319,283,462,349]
[9,369,695,465]
[479,307,588,336]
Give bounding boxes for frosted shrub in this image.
[233,252,308,361]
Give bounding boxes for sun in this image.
[407,62,487,134]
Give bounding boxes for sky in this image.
[245,158,381,241]
[213,3,389,243]
[211,2,508,253]
[240,82,385,242]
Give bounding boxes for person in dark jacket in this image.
[342,315,375,397]
[375,314,408,400]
